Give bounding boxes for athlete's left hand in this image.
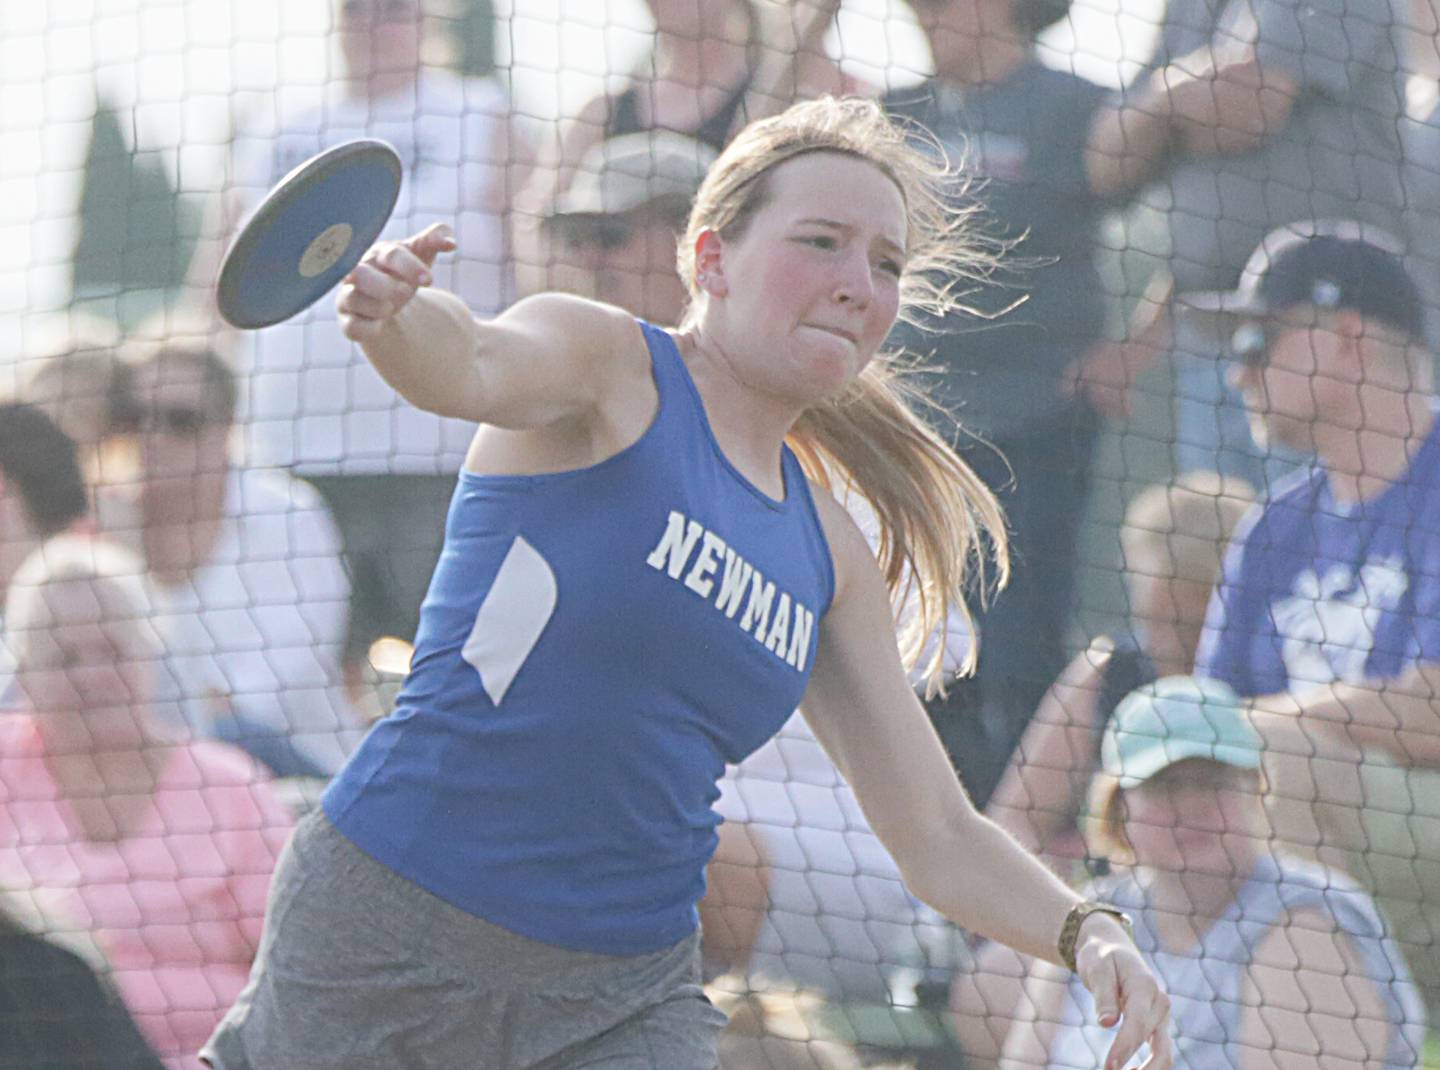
[1074,914,1174,1070]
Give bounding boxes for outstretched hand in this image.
[337,223,457,342]
[1075,919,1174,1070]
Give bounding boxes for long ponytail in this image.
[683,96,1011,693]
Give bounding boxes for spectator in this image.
[0,403,89,610]
[1085,0,1408,487]
[0,403,89,702]
[0,887,165,1070]
[884,0,1125,807]
[537,130,718,327]
[0,536,295,1070]
[1182,221,1440,1005]
[192,0,531,679]
[950,474,1254,1069]
[1399,95,1440,351]
[517,0,862,296]
[984,473,1257,876]
[539,0,856,192]
[117,333,361,778]
[16,314,136,497]
[1002,676,1427,1070]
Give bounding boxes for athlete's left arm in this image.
[1248,664,1440,770]
[799,497,1173,1070]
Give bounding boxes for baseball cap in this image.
[1177,220,1425,344]
[1101,675,1262,790]
[549,131,717,220]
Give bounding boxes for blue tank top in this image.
[323,322,836,954]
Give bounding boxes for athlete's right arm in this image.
[337,223,638,430]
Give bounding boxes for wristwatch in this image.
[1058,900,1135,973]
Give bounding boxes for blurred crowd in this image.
[3,0,1440,1066]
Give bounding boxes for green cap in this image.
[1101,675,1261,789]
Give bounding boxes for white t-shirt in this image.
[717,712,953,1002]
[147,468,362,773]
[229,71,511,475]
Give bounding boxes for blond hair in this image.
[679,96,1008,689]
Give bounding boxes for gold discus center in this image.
[298,223,355,278]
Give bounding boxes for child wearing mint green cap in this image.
[1009,676,1427,1070]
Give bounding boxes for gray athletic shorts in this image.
[202,810,726,1070]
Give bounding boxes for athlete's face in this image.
[700,152,907,403]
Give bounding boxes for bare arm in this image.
[801,499,1172,1070]
[987,642,1110,867]
[336,224,643,429]
[1251,663,1440,770]
[1234,908,1402,1070]
[1086,47,1298,198]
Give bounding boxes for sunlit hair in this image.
[679,96,1008,689]
[1121,473,1257,587]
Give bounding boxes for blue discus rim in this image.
[216,138,403,330]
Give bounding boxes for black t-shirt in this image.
[0,932,163,1070]
[884,64,1112,439]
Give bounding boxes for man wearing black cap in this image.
[1183,221,1440,1003]
[1188,221,1440,767]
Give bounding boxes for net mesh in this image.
[1,1,1438,1067]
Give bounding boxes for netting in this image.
[2,0,1439,1067]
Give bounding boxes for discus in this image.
[216,139,403,330]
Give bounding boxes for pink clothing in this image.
[0,715,295,1070]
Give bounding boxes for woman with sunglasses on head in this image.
[204,97,1173,1070]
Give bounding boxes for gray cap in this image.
[549,131,717,220]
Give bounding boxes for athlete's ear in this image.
[693,230,729,298]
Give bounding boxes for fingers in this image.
[336,230,449,340]
[1086,949,1123,1031]
[1100,961,1169,1070]
[1140,1019,1176,1070]
[1083,948,1172,1070]
[408,222,457,268]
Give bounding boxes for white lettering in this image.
[741,574,777,638]
[648,509,817,673]
[684,531,728,598]
[645,510,704,579]
[765,593,792,654]
[714,549,752,618]
[787,606,815,671]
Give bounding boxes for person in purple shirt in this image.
[1183,221,1440,1008]
[1185,222,1440,765]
